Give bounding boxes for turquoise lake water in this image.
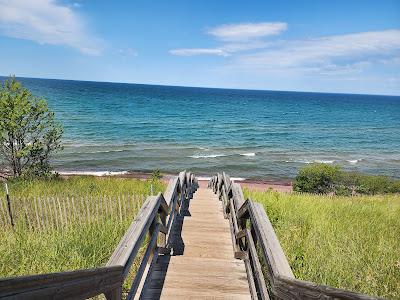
[9,77,400,180]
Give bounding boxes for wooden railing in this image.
[209,172,381,300]
[0,170,198,300]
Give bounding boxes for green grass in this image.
[244,189,400,299]
[0,176,165,279]
[6,175,165,198]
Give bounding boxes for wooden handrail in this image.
[209,173,381,300]
[106,193,167,278]
[0,170,198,300]
[0,266,123,299]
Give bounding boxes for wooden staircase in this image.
[141,187,251,299]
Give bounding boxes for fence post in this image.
[4,182,14,227]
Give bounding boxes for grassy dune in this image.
[244,189,400,299]
[0,176,165,278]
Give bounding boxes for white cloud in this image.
[169,48,230,57]
[0,0,102,55]
[235,29,400,73]
[170,22,286,57]
[169,42,269,57]
[208,22,287,41]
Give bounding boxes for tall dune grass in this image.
[244,189,400,299]
[0,176,165,278]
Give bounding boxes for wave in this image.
[313,159,335,164]
[196,146,210,151]
[240,152,256,157]
[82,149,126,154]
[286,159,335,164]
[58,170,129,176]
[189,154,227,159]
[347,159,362,165]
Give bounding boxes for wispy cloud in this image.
[0,0,103,55]
[170,22,286,57]
[235,29,400,72]
[208,22,287,41]
[169,48,230,57]
[118,48,138,57]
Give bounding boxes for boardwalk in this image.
[141,187,251,299]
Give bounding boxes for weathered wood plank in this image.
[274,275,382,300]
[178,171,186,189]
[223,172,232,196]
[247,200,294,280]
[243,257,259,300]
[237,199,250,220]
[163,177,179,207]
[106,195,161,278]
[0,266,123,300]
[244,229,270,300]
[232,182,245,212]
[217,173,223,197]
[158,193,169,215]
[127,224,161,300]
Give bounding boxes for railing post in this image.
[160,209,167,248]
[104,286,122,300]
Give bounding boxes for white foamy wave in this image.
[240,152,256,157]
[84,149,125,154]
[58,170,129,176]
[196,146,210,151]
[313,159,335,164]
[189,154,226,159]
[347,159,362,165]
[287,159,335,164]
[231,177,246,181]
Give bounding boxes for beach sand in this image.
[196,179,292,192]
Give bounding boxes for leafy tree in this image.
[0,76,63,177]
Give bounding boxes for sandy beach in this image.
[196,178,292,192]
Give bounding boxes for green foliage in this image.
[151,169,162,181]
[351,173,400,195]
[0,76,63,178]
[294,163,400,195]
[244,189,400,299]
[293,163,341,193]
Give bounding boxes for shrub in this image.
[293,163,341,194]
[0,76,63,178]
[352,173,400,195]
[294,164,400,195]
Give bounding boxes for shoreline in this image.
[58,170,293,192]
[1,169,293,192]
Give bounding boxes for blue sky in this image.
[0,0,399,95]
